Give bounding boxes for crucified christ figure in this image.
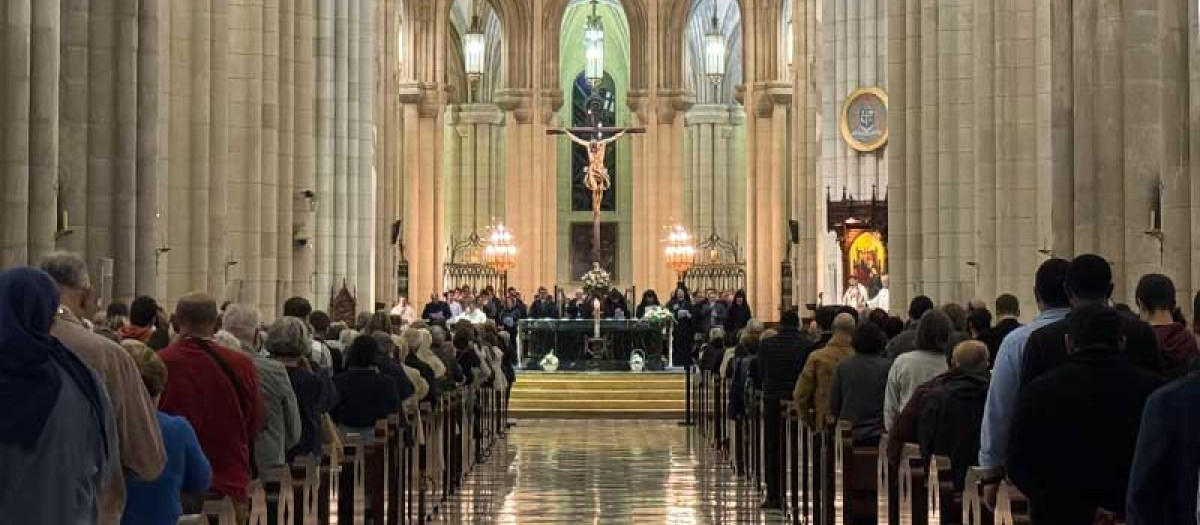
[563,130,627,212]
[548,118,645,265]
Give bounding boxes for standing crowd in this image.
[0,252,516,524]
[696,254,1200,524]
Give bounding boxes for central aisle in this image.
[433,420,787,524]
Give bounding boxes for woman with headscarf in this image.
[665,285,697,367]
[635,290,661,319]
[724,289,753,335]
[0,268,113,523]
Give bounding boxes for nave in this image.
[435,420,782,524]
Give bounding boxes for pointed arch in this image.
[542,0,649,92]
[661,0,746,91]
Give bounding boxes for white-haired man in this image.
[221,304,302,473]
[41,252,166,525]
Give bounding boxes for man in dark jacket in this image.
[529,287,559,319]
[886,295,935,358]
[756,310,816,508]
[422,294,453,324]
[1135,273,1199,380]
[1020,254,1114,387]
[1126,370,1200,524]
[918,341,990,490]
[1009,304,1162,524]
[980,294,1022,366]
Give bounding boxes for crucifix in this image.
[546,95,645,265]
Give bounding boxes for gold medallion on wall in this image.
[840,87,889,152]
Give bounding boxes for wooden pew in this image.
[247,480,269,525]
[897,443,928,525]
[384,415,405,525]
[925,455,955,525]
[337,435,365,525]
[289,457,321,525]
[993,480,1030,525]
[962,467,1002,525]
[317,452,336,524]
[877,435,897,525]
[200,497,238,525]
[177,515,205,525]
[363,427,387,525]
[262,466,296,525]
[833,420,879,525]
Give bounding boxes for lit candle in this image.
[593,298,601,338]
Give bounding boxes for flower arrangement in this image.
[642,305,675,327]
[581,262,612,299]
[540,349,560,372]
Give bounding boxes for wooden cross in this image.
[546,124,646,265]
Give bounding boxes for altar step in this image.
[509,371,687,420]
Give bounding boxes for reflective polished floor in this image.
[433,420,789,524]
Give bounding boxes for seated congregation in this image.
[690,254,1200,525]
[0,252,515,525]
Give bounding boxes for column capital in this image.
[627,89,696,125]
[457,103,505,126]
[495,88,534,124]
[745,81,793,118]
[398,81,449,118]
[536,89,564,126]
[685,104,735,125]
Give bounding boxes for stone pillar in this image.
[791,0,823,311]
[684,104,745,244]
[499,89,555,295]
[743,82,792,320]
[448,103,505,238]
[627,91,693,295]
[400,83,448,302]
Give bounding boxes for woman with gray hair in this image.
[265,317,338,461]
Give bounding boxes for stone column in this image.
[499,89,554,295]
[449,103,505,237]
[627,90,693,295]
[135,0,160,295]
[355,0,374,309]
[315,0,335,306]
[228,0,265,308]
[400,83,448,301]
[743,82,792,320]
[791,0,822,310]
[684,104,744,243]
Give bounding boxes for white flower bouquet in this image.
[642,305,675,327]
[581,262,612,298]
[540,349,560,371]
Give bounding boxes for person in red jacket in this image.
[159,293,263,520]
[1135,273,1199,379]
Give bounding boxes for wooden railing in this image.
[179,383,505,525]
[685,371,1037,525]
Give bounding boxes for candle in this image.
[593,298,601,338]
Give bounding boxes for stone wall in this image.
[887,0,1200,315]
[1,0,378,318]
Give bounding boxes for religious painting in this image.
[846,230,886,295]
[571,72,617,212]
[840,87,889,152]
[570,222,618,280]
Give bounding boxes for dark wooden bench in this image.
[898,443,929,524]
[993,480,1030,525]
[831,420,878,525]
[925,455,957,525]
[200,497,238,525]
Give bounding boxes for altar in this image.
[517,319,673,371]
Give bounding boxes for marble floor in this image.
[433,420,789,524]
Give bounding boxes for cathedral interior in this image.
[2,0,1199,320]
